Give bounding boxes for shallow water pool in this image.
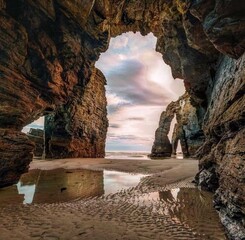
[0,168,227,239]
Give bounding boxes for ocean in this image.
[105,151,151,160]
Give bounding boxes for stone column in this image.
[45,68,108,158]
[150,102,176,158]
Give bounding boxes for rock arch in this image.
[150,92,205,158]
[0,1,244,238]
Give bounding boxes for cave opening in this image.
[22,117,45,158]
[21,32,188,160]
[168,114,183,159]
[95,32,185,155]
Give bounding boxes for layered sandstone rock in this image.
[27,128,44,157]
[195,53,245,239]
[190,0,245,59]
[0,129,34,188]
[44,68,108,158]
[151,93,204,158]
[0,0,109,186]
[0,0,244,237]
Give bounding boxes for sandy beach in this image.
[30,157,199,187]
[0,157,227,240]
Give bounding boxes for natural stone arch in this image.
[0,1,244,238]
[150,92,205,158]
[0,0,215,186]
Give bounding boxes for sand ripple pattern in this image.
[0,176,227,240]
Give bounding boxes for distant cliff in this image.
[150,92,205,158]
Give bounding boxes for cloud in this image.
[109,124,120,128]
[110,35,129,49]
[105,59,173,106]
[127,117,144,121]
[106,105,166,151]
[22,32,185,153]
[96,32,185,151]
[97,32,185,108]
[106,92,130,106]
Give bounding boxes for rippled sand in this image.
[0,158,227,240]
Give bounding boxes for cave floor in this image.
[0,158,227,240]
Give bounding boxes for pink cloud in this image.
[96,32,185,151]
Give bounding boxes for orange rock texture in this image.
[44,68,108,158]
[0,1,244,238]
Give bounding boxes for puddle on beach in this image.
[0,168,227,239]
[0,168,146,204]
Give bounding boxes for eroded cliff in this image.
[196,54,245,239]
[44,68,108,158]
[151,92,204,158]
[0,0,244,238]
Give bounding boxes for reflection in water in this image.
[28,169,104,204]
[0,169,145,205]
[135,188,226,239]
[0,169,226,239]
[104,170,146,195]
[17,182,36,204]
[159,188,224,238]
[0,169,104,205]
[0,185,24,205]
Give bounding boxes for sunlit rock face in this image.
[44,68,108,158]
[0,129,34,188]
[150,92,204,158]
[0,0,244,237]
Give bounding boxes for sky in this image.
[23,32,185,152]
[96,32,185,152]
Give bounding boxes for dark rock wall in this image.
[44,68,108,158]
[196,54,245,239]
[151,93,204,158]
[174,94,205,157]
[0,0,244,237]
[0,0,109,186]
[150,102,176,158]
[0,129,34,188]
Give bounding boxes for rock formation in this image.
[150,101,176,158]
[44,68,108,158]
[0,0,244,238]
[195,54,245,239]
[150,92,204,158]
[0,129,34,188]
[27,128,44,157]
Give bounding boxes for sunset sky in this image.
[24,32,185,152]
[96,32,185,152]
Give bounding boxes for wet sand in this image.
[0,158,227,240]
[30,157,199,187]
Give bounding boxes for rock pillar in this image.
[45,68,108,158]
[150,102,176,158]
[151,93,204,158]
